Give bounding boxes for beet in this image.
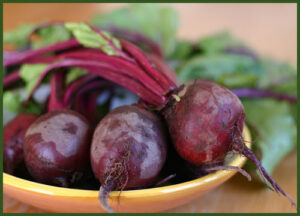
[163,80,245,165]
[3,114,39,174]
[24,110,91,187]
[90,105,167,212]
[162,80,295,206]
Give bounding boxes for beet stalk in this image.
[231,88,297,104]
[101,26,163,58]
[3,38,81,68]
[48,70,66,111]
[3,69,20,89]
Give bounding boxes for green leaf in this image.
[3,91,22,113]
[169,40,193,60]
[65,67,88,85]
[19,64,49,94]
[4,24,35,49]
[243,99,296,174]
[198,31,245,54]
[257,59,297,94]
[177,54,261,87]
[91,4,178,57]
[32,25,71,49]
[3,90,43,122]
[4,24,72,50]
[65,22,121,56]
[24,99,43,115]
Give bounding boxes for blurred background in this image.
[4,3,297,65]
[3,3,297,213]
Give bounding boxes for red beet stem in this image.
[3,70,20,88]
[204,165,251,181]
[84,66,165,107]
[232,130,296,207]
[24,55,60,64]
[3,38,81,67]
[63,74,98,106]
[147,53,178,85]
[101,26,163,58]
[92,27,134,63]
[19,49,166,100]
[58,50,166,97]
[74,81,111,121]
[26,59,166,106]
[4,51,22,61]
[154,174,176,187]
[121,39,177,92]
[76,79,111,97]
[231,88,297,104]
[224,46,258,61]
[48,71,66,111]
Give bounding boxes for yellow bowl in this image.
[3,126,251,213]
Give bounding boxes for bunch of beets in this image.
[3,22,295,212]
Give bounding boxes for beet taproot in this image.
[90,105,167,212]
[3,114,39,174]
[24,110,91,187]
[162,80,295,206]
[163,80,245,165]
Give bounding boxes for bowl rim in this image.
[3,126,251,198]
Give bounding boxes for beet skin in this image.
[3,114,39,174]
[163,79,245,165]
[90,105,167,212]
[24,110,91,187]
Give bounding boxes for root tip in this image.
[99,186,115,213]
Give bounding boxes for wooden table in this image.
[3,3,297,213]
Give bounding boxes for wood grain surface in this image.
[3,3,297,213]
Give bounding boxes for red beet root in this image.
[163,80,245,165]
[24,110,91,187]
[162,80,295,206]
[3,114,39,174]
[90,105,167,212]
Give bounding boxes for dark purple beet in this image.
[3,114,39,174]
[162,79,295,206]
[163,79,245,165]
[90,105,167,212]
[24,109,91,187]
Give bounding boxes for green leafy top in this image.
[4,24,71,50]
[19,64,49,94]
[65,22,121,56]
[199,31,245,54]
[32,25,71,49]
[177,54,261,88]
[65,67,88,85]
[4,24,35,49]
[3,91,22,113]
[177,31,297,92]
[3,90,43,124]
[91,4,178,57]
[258,59,297,94]
[243,99,296,174]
